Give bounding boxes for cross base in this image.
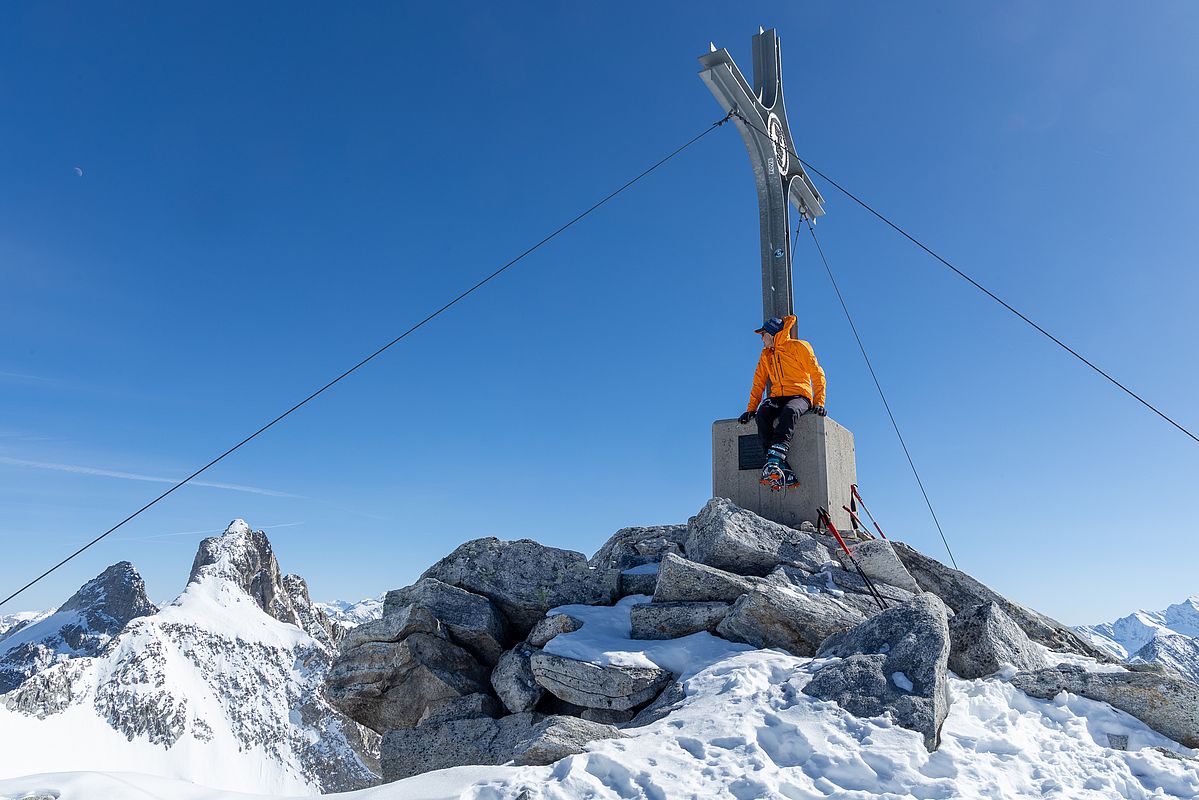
[712,414,857,531]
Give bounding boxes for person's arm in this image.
[801,341,826,407]
[747,352,768,413]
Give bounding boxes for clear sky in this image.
[2,2,1197,625]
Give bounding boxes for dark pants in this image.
[757,395,812,452]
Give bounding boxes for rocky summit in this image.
[0,561,157,694]
[322,496,1192,785]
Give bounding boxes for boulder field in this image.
[324,497,1187,782]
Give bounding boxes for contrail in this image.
[0,456,301,498]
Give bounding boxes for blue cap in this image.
[755,317,785,336]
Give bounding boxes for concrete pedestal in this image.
[712,415,857,531]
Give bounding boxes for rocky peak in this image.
[0,561,157,694]
[58,560,157,627]
[282,573,336,649]
[186,519,334,646]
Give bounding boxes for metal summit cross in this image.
[701,28,857,532]
[698,27,825,322]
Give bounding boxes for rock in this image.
[1108,733,1129,750]
[1010,664,1199,748]
[833,539,921,595]
[381,712,542,781]
[281,573,338,649]
[1153,747,1198,763]
[531,652,673,712]
[527,613,584,648]
[384,578,507,665]
[421,538,619,634]
[771,565,916,618]
[325,631,490,733]
[891,542,1109,659]
[491,643,543,714]
[626,681,686,728]
[512,715,626,766]
[536,694,589,717]
[590,525,688,570]
[653,553,763,604]
[806,593,952,751]
[579,707,636,725]
[948,602,1047,679]
[635,537,681,557]
[716,584,865,657]
[619,567,659,597]
[684,498,830,576]
[630,602,729,640]
[339,604,443,652]
[416,692,501,725]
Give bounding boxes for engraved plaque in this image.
[737,435,767,470]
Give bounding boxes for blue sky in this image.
[2,2,1197,625]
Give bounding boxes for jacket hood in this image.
[764,315,797,348]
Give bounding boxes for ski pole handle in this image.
[818,507,853,557]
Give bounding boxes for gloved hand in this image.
[738,411,755,425]
[812,405,827,417]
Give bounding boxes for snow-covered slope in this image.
[3,598,1197,800]
[0,520,378,795]
[0,561,157,693]
[0,610,52,641]
[315,597,383,630]
[1077,596,1199,682]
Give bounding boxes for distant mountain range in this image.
[0,520,379,794]
[0,610,52,641]
[1075,596,1199,684]
[316,596,384,630]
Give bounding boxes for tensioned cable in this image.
[807,220,960,570]
[0,111,734,610]
[731,110,1199,447]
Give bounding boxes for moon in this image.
[74,167,83,177]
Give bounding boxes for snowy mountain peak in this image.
[1,521,378,793]
[1076,594,1199,683]
[188,521,278,591]
[1161,597,1199,638]
[0,562,157,694]
[184,521,333,646]
[58,560,157,621]
[315,596,384,629]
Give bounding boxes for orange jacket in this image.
[746,315,826,412]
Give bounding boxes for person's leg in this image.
[755,398,781,453]
[772,396,812,447]
[770,397,811,487]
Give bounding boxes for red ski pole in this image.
[842,505,874,539]
[818,507,888,611]
[850,484,888,540]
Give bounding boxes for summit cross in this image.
[698,28,825,323]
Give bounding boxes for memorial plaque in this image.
[737,435,767,471]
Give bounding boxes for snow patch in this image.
[541,594,752,675]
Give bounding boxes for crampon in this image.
[760,464,799,492]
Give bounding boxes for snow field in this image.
[4,598,1197,799]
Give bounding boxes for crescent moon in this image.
[74,167,83,177]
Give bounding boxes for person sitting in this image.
[737,315,827,490]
